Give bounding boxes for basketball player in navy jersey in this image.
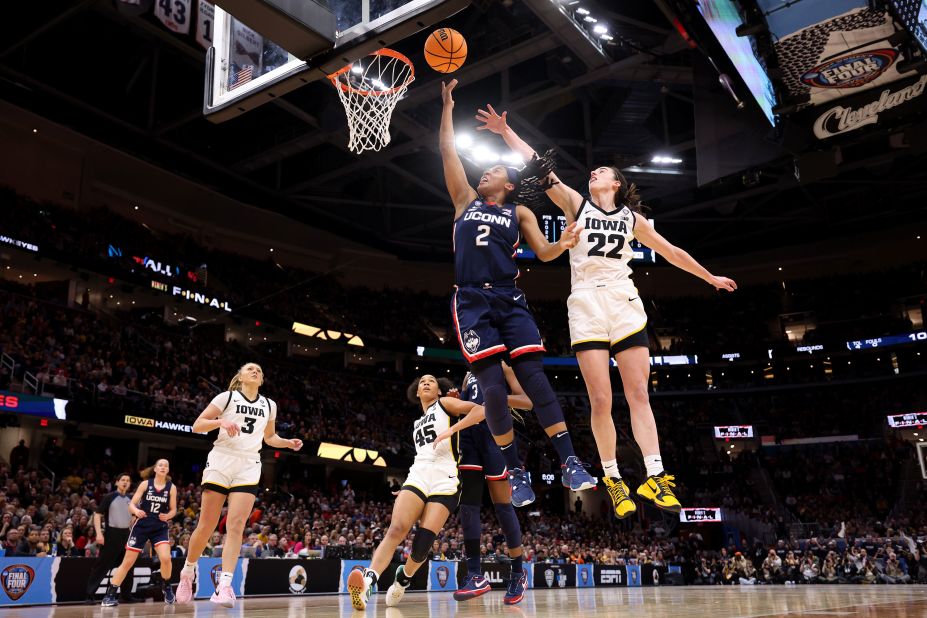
[476,105,737,518]
[454,363,531,604]
[440,79,597,509]
[101,459,177,607]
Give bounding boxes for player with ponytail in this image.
[477,105,736,519]
[101,460,176,607]
[175,362,303,608]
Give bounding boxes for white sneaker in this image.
[347,568,371,611]
[385,581,408,607]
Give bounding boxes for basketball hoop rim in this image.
[328,48,415,97]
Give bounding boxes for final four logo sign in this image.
[801,49,898,89]
[436,566,450,588]
[580,568,589,586]
[1,565,34,601]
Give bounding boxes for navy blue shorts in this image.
[126,518,170,553]
[458,422,508,480]
[452,286,545,364]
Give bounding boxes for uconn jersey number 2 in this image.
[452,199,545,364]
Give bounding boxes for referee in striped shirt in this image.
[86,473,135,603]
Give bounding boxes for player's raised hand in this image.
[288,439,304,451]
[441,79,458,108]
[475,104,508,134]
[709,275,737,292]
[218,418,240,437]
[558,222,583,250]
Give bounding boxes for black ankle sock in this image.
[396,566,411,587]
[550,430,576,464]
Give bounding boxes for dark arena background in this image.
[1,0,927,616]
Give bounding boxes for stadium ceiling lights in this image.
[456,134,523,166]
[651,155,683,164]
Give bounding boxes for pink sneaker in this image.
[176,571,194,604]
[210,584,236,608]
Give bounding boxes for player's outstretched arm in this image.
[433,399,486,447]
[634,215,737,292]
[476,105,583,218]
[517,206,582,262]
[440,79,478,217]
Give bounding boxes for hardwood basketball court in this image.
[6,586,927,618]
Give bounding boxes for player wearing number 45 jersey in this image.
[479,105,737,518]
[174,363,303,608]
[440,79,597,508]
[348,375,486,611]
[101,460,177,607]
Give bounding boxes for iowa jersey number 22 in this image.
[587,233,625,258]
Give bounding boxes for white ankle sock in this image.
[644,455,664,478]
[219,571,233,588]
[181,561,196,575]
[602,459,621,479]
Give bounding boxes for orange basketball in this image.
[424,28,467,73]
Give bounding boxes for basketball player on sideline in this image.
[476,105,736,517]
[347,375,486,610]
[454,363,532,604]
[101,460,177,606]
[175,363,303,607]
[441,79,597,509]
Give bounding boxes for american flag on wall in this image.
[230,65,253,91]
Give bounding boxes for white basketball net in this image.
[329,49,415,154]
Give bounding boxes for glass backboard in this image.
[205,0,468,122]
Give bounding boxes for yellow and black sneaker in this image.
[603,477,637,519]
[636,473,682,513]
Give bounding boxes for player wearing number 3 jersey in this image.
[175,362,303,608]
[348,375,486,611]
[440,79,598,509]
[479,104,737,519]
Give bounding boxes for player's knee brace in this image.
[512,355,563,428]
[410,527,438,563]
[472,363,513,436]
[493,502,523,549]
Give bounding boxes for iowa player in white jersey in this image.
[348,375,486,611]
[477,105,737,518]
[175,363,303,608]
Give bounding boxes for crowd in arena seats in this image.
[3,444,926,588]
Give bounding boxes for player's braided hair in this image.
[507,149,559,209]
